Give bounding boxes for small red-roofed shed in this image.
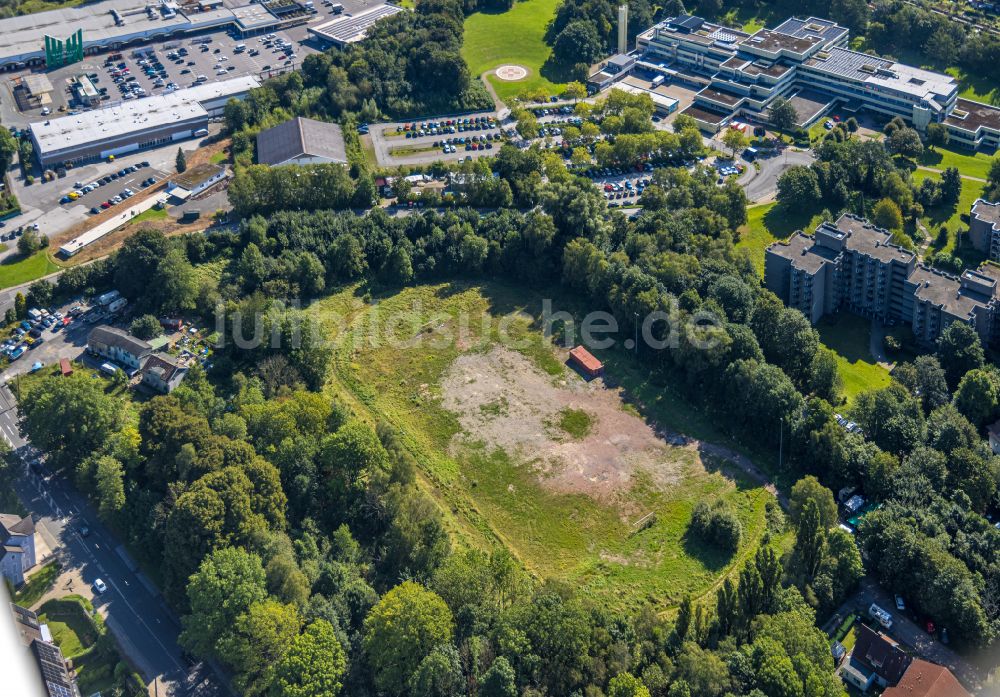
[569,346,603,377]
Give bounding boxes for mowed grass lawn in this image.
[463,0,565,102]
[319,282,772,612]
[737,202,825,277]
[918,145,996,181]
[913,169,988,267]
[0,251,60,290]
[816,313,891,404]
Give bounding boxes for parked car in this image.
[94,578,107,594]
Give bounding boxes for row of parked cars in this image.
[532,105,576,117]
[60,162,153,207]
[436,133,501,154]
[399,116,498,138]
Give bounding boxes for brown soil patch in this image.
[441,346,692,500]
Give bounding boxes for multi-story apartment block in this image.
[766,214,1000,347]
[632,14,1000,148]
[969,198,1000,261]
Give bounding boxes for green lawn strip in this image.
[917,146,994,181]
[130,207,169,224]
[462,0,566,103]
[390,143,442,157]
[945,66,1000,106]
[13,561,61,607]
[737,202,826,277]
[322,282,774,611]
[815,314,890,405]
[0,251,60,290]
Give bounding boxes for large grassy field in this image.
[462,0,567,103]
[0,251,60,290]
[316,282,777,612]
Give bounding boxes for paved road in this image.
[1,386,222,696]
[832,576,982,693]
[736,147,815,203]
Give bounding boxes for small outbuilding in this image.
[569,346,603,378]
[59,357,73,376]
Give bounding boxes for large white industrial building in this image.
[29,75,258,167]
[0,0,309,69]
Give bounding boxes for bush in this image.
[689,500,743,555]
[130,314,163,340]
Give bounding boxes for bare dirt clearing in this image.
[441,346,693,501]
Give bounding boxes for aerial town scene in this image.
[0,0,999,694]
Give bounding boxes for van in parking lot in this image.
[234,44,247,53]
[195,75,208,83]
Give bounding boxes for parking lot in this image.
[59,161,167,216]
[1,25,326,128]
[5,125,217,245]
[0,302,93,383]
[369,111,504,166]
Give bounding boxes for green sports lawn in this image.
[462,0,567,103]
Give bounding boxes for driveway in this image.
[735,147,815,203]
[834,576,982,692]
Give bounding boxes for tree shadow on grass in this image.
[762,202,818,239]
[539,56,578,87]
[815,313,873,365]
[0,252,32,267]
[680,528,734,574]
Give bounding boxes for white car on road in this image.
[94,578,107,594]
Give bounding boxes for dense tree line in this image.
[296,0,492,119]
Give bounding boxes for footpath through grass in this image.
[0,251,60,290]
[318,282,773,612]
[462,0,566,102]
[913,169,988,268]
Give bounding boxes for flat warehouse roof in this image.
[0,0,195,62]
[32,94,208,155]
[309,3,403,44]
[31,75,259,156]
[182,74,261,102]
